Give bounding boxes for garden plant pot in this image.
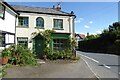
[2,57,8,65]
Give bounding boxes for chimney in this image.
[87,32,89,36]
[71,11,74,14]
[53,5,56,10]
[56,3,61,11]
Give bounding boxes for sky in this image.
[8,1,118,35]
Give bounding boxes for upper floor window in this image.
[0,3,5,19]
[18,17,29,27]
[54,19,63,29]
[36,17,44,28]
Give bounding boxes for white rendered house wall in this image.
[0,5,17,49]
[16,13,75,49]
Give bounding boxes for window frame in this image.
[0,3,5,20]
[53,19,63,30]
[0,33,5,47]
[18,16,29,28]
[36,17,44,28]
[53,39,66,51]
[17,37,28,47]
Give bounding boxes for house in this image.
[75,33,86,47]
[0,0,18,49]
[11,4,76,57]
[75,33,86,41]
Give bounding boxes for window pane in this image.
[0,33,5,47]
[18,17,28,27]
[54,19,63,29]
[17,37,28,47]
[0,3,5,18]
[36,17,44,28]
[53,39,66,51]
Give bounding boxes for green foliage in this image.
[32,29,55,54]
[32,29,77,60]
[42,30,55,55]
[46,37,76,60]
[44,36,76,60]
[2,48,11,58]
[84,34,100,41]
[67,37,77,50]
[2,67,6,77]
[115,39,120,53]
[70,55,80,60]
[47,49,72,60]
[2,45,37,66]
[78,22,120,55]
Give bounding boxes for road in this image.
[77,51,119,79]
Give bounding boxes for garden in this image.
[1,30,80,78]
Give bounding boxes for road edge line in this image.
[80,54,99,63]
[80,56,101,80]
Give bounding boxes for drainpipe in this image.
[72,16,75,37]
[14,15,17,45]
[69,17,71,35]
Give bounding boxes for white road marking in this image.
[103,64,111,69]
[119,72,120,74]
[81,57,101,80]
[80,54,99,63]
[79,53,111,69]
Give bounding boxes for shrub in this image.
[2,45,37,66]
[47,49,73,60]
[70,55,80,60]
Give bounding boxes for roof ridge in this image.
[11,4,70,14]
[11,4,51,9]
[10,4,75,16]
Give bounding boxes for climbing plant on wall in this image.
[32,29,77,60]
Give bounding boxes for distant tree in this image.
[83,34,100,40]
[109,22,120,31]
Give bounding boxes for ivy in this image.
[32,29,77,60]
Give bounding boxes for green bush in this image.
[3,45,37,66]
[47,49,73,60]
[70,55,80,60]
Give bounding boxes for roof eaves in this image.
[17,10,75,17]
[2,2,19,15]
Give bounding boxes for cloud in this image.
[89,33,96,35]
[84,25,90,28]
[96,30,102,34]
[89,21,93,24]
[75,18,84,23]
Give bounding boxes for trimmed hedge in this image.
[78,37,120,55]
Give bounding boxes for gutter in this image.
[16,11,75,17]
[1,2,19,15]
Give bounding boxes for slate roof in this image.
[11,5,75,16]
[0,0,19,15]
[75,33,86,39]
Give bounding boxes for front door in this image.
[34,36,44,58]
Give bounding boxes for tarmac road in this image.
[77,51,119,79]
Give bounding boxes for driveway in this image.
[3,58,98,78]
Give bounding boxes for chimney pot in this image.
[53,5,55,9]
[57,3,61,11]
[71,11,74,14]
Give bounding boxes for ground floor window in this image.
[0,33,5,47]
[17,37,28,47]
[53,39,67,50]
